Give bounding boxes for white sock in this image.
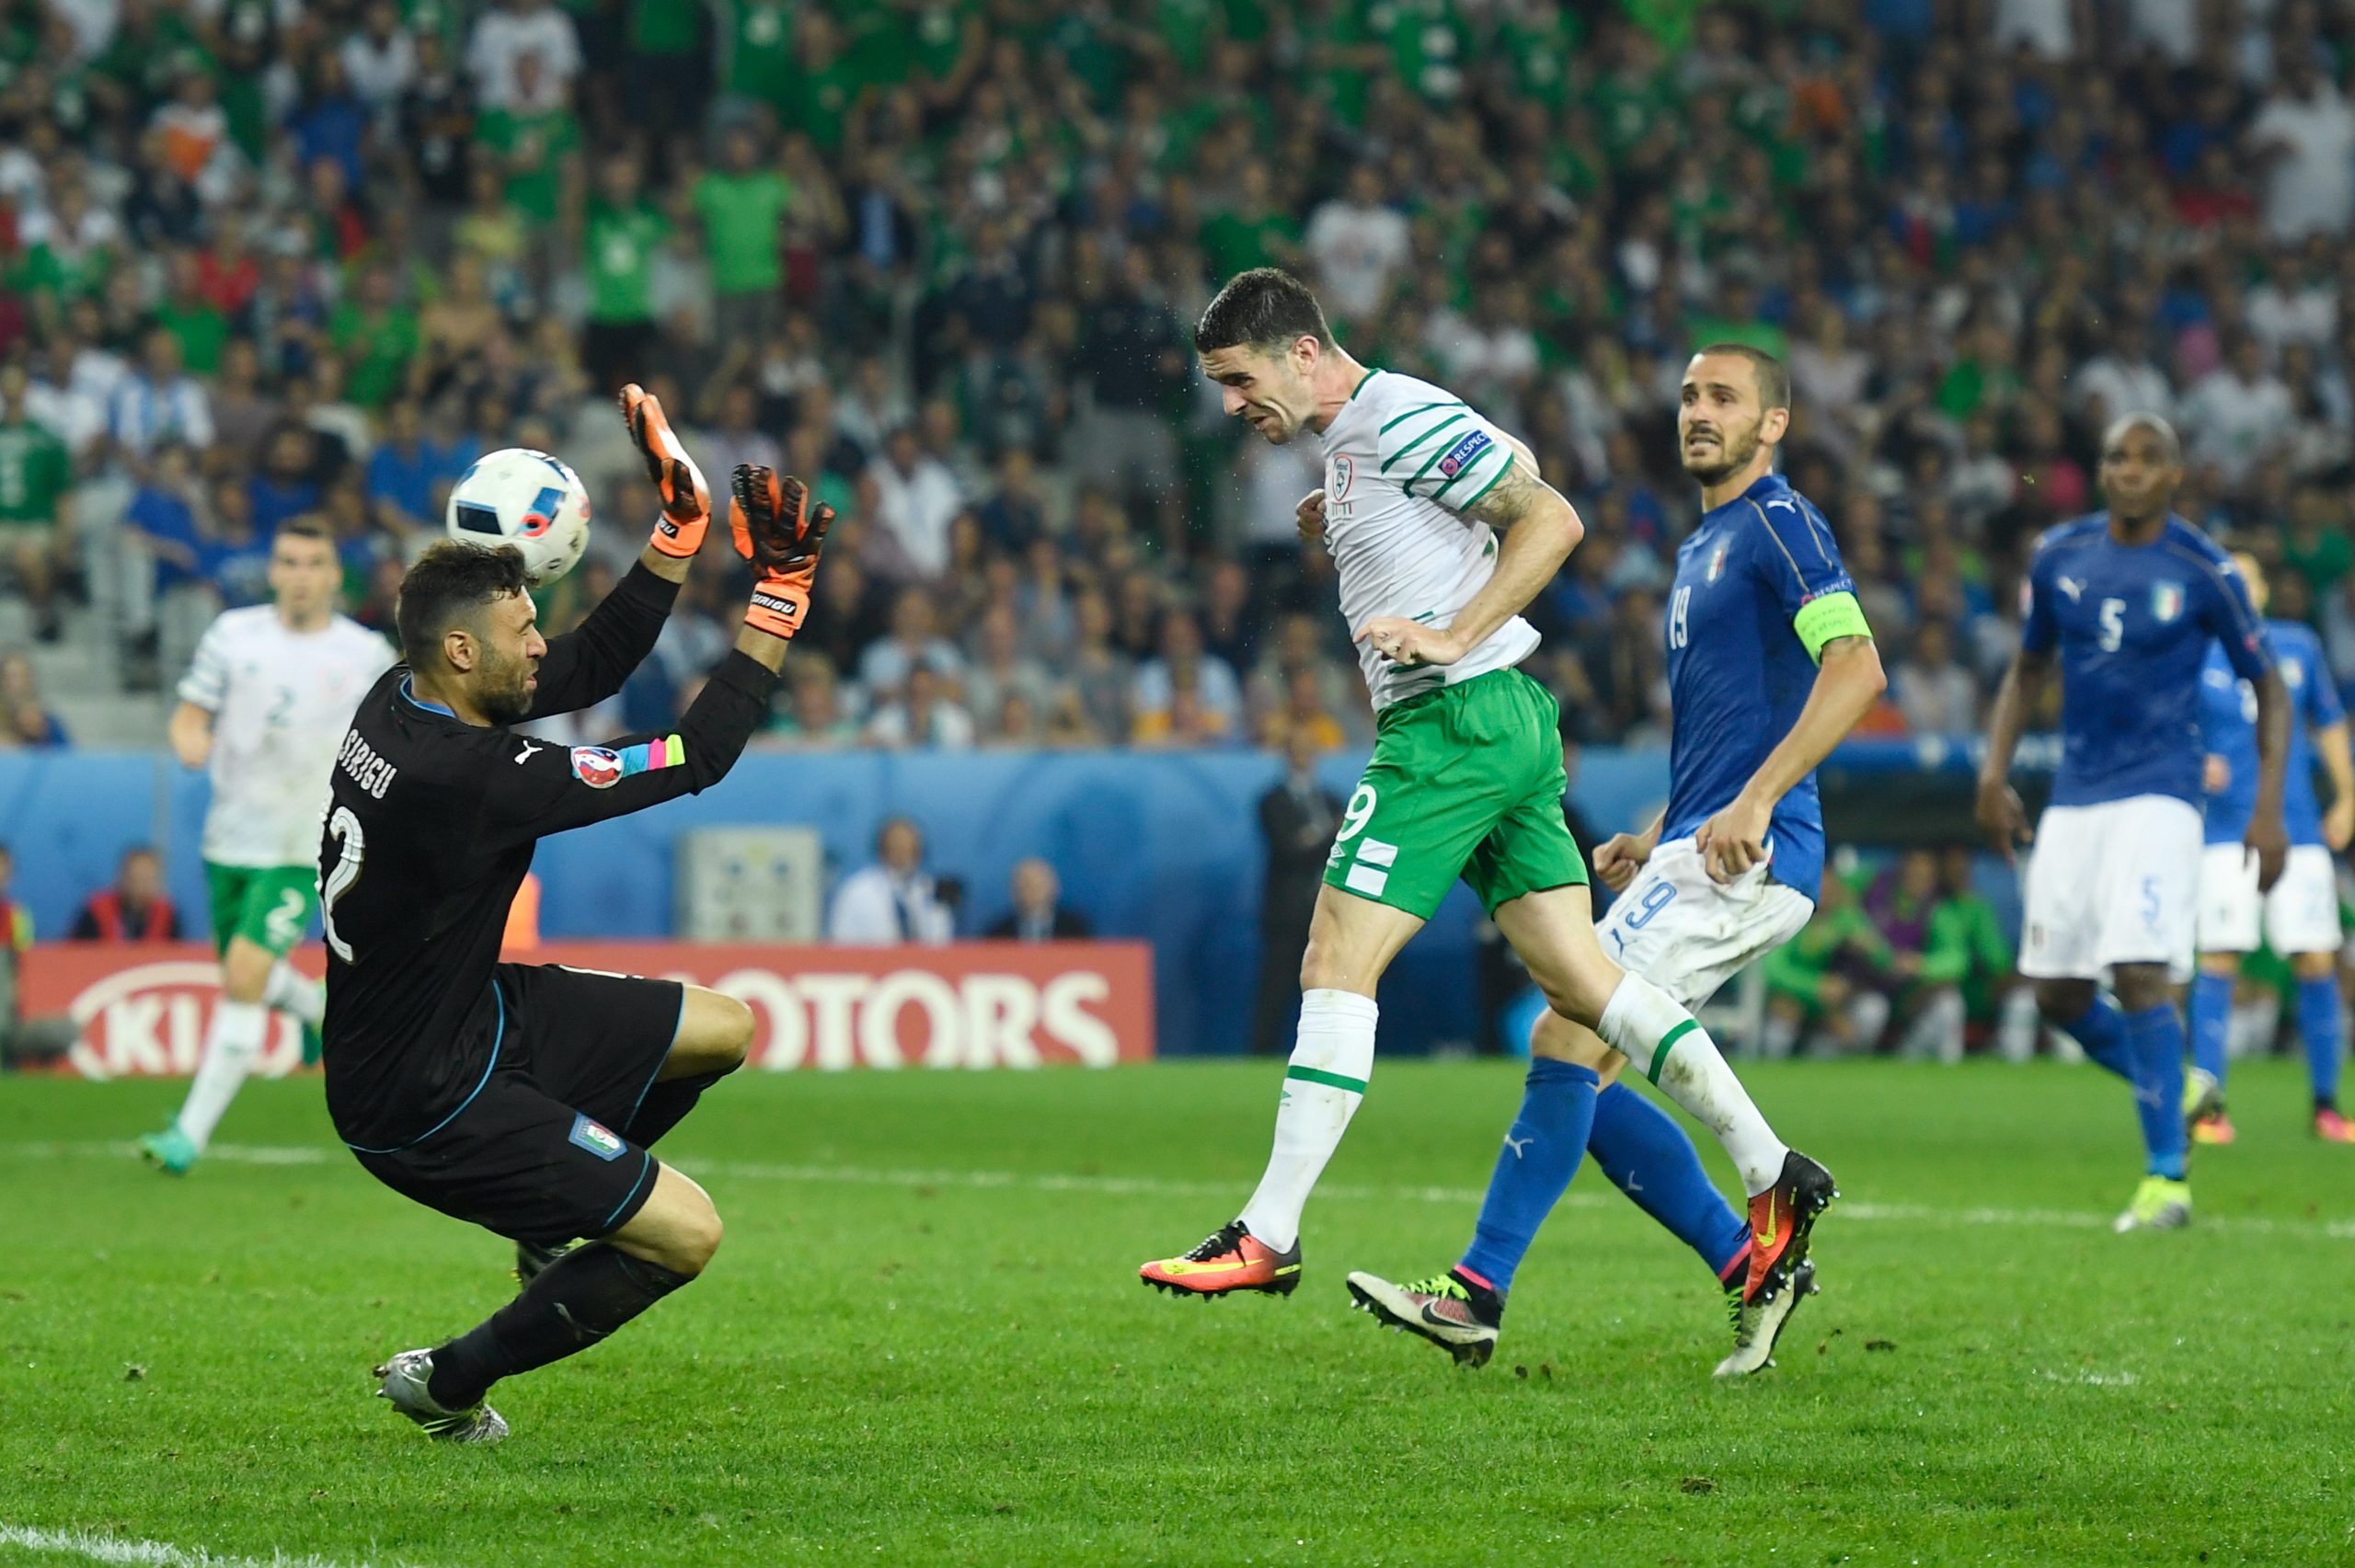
[1901,989,1968,1064]
[1236,989,1377,1253]
[262,962,324,1027]
[177,1000,266,1150]
[1598,972,1789,1196]
[1996,988,2041,1063]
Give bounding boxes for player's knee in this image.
[656,1203,723,1276]
[677,988,754,1074]
[1296,938,1343,993]
[1529,1008,1613,1069]
[2292,950,2337,981]
[2033,978,2095,1022]
[2109,966,2172,1013]
[707,991,754,1069]
[219,941,274,1004]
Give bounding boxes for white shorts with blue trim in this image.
[1594,835,1817,1008]
[2020,795,2202,982]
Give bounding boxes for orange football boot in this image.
[1743,1150,1838,1308]
[1140,1220,1302,1298]
[2315,1108,2355,1143]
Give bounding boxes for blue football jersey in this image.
[1660,473,1858,901]
[2021,515,2272,808]
[2200,618,2342,846]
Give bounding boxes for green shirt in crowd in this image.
[630,0,704,55]
[328,303,422,408]
[0,419,72,526]
[474,107,581,225]
[722,0,798,107]
[154,298,230,375]
[586,202,670,325]
[693,168,792,296]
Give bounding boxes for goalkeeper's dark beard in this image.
[477,643,537,726]
[1681,421,1762,486]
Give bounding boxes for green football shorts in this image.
[1323,667,1590,920]
[204,862,319,958]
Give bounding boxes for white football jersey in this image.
[178,608,396,867]
[1315,369,1540,711]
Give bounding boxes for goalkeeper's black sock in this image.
[625,1070,728,1148]
[427,1242,693,1409]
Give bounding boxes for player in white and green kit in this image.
[1140,270,1832,1335]
[140,519,393,1173]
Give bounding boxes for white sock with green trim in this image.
[1595,974,1788,1196]
[262,962,323,1027]
[177,1000,266,1150]
[1237,989,1377,1253]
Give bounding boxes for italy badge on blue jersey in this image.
[2152,581,2185,623]
[1706,541,1730,583]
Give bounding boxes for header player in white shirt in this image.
[140,518,394,1173]
[1138,270,1832,1356]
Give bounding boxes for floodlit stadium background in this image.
[3,0,2353,1063]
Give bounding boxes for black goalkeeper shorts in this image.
[353,963,686,1247]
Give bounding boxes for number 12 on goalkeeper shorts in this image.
[1331,784,1398,898]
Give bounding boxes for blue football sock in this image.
[2124,1003,2188,1181]
[2296,976,2343,1110]
[2188,972,2234,1090]
[1457,1059,1599,1296]
[1587,1082,1749,1283]
[2059,995,2137,1084]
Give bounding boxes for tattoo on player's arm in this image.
[1459,459,1544,530]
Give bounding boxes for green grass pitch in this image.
[2,1059,2350,1566]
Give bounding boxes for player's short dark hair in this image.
[1694,343,1791,412]
[276,515,334,546]
[396,543,529,668]
[1194,269,1333,355]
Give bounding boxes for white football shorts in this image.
[2198,841,2340,956]
[2019,795,2201,982]
[1594,834,1817,1008]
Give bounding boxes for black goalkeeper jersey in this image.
[318,563,777,1151]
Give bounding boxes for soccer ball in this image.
[445,448,592,586]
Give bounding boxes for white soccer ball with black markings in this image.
[445,447,592,586]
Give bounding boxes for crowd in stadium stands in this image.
[1,0,2353,755]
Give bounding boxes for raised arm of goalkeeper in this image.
[473,463,833,853]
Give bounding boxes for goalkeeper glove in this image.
[618,383,711,557]
[729,464,833,640]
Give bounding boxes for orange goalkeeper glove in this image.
[619,383,711,557]
[729,464,833,640]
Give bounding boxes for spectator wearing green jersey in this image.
[327,266,422,410]
[693,124,794,349]
[1761,867,1908,1059]
[0,364,75,643]
[581,153,671,394]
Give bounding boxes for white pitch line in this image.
[9,1141,2354,1242]
[0,1524,408,1568]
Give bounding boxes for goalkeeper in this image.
[318,385,831,1444]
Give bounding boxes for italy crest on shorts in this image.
[2151,581,2185,623]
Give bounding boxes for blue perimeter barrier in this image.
[0,738,2044,1055]
[1,744,1698,1057]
